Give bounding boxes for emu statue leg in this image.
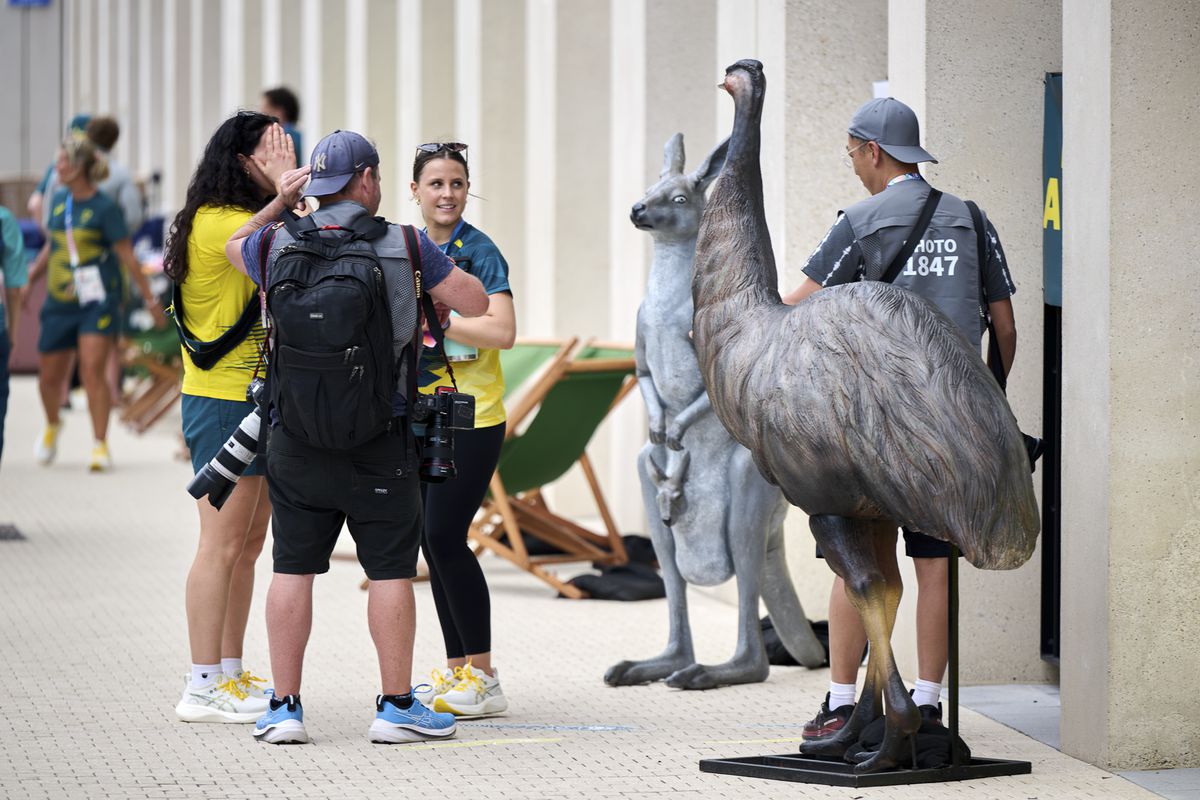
[666,450,774,688]
[605,446,696,686]
[801,516,920,773]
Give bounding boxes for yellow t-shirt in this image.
[423,348,507,429]
[179,206,267,401]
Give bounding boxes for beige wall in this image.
[1061,0,1200,770]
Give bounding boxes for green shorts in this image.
[38,298,122,352]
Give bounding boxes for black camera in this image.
[186,378,266,509]
[411,387,475,483]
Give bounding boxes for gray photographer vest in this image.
[262,201,420,363]
[842,180,986,347]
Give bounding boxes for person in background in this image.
[408,142,516,718]
[164,113,294,724]
[260,88,303,167]
[27,114,91,226]
[21,136,165,471]
[0,204,29,467]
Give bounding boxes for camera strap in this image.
[399,224,460,393]
[880,187,942,284]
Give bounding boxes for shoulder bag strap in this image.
[965,200,1007,391]
[880,187,943,284]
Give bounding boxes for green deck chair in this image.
[119,325,184,433]
[471,340,637,598]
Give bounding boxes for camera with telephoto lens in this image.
[187,378,266,509]
[411,387,475,483]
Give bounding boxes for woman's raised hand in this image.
[253,123,298,189]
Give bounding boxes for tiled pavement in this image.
[0,376,1160,799]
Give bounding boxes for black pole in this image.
[948,546,961,766]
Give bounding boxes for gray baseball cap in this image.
[848,98,938,164]
[305,130,381,197]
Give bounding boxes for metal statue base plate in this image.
[699,752,1032,787]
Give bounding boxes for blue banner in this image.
[1043,73,1062,307]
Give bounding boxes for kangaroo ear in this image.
[661,133,686,178]
[690,137,729,193]
[645,450,667,484]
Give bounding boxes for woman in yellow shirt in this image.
[408,143,517,717]
[164,114,296,723]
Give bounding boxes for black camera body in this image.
[412,388,475,483]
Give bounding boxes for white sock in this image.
[220,658,243,678]
[829,681,857,710]
[190,663,221,689]
[913,679,942,707]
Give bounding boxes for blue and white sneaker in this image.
[367,693,457,743]
[253,695,309,744]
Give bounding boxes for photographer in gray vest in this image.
[782,97,1018,740]
[224,128,488,745]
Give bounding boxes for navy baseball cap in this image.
[848,98,938,164]
[305,130,380,197]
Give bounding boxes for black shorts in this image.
[814,527,958,560]
[267,424,422,581]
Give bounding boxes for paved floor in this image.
[0,376,1164,799]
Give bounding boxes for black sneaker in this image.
[801,692,855,740]
[910,690,943,727]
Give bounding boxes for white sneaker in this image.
[89,441,113,472]
[434,665,508,717]
[175,674,270,723]
[413,667,456,707]
[35,423,61,466]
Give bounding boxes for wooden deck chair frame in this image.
[467,338,637,599]
[119,339,183,434]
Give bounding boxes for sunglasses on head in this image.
[416,141,469,157]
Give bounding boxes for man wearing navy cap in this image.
[783,97,1020,741]
[225,127,488,745]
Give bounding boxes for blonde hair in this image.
[61,134,109,184]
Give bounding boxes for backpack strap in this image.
[880,187,943,284]
[965,200,1007,391]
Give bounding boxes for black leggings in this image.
[420,421,505,659]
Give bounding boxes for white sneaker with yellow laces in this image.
[413,667,456,707]
[175,674,270,723]
[433,664,508,717]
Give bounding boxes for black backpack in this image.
[262,212,399,450]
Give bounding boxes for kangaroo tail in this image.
[760,525,826,667]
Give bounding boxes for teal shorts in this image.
[38,298,121,352]
[181,393,266,478]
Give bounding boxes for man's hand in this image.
[276,166,312,214]
[252,123,299,190]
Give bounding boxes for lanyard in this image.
[64,195,80,268]
[886,172,924,189]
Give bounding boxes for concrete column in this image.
[454,0,482,227]
[1060,0,1200,770]
[301,0,324,150]
[345,0,369,134]
[262,0,282,90]
[364,0,399,218]
[393,0,422,225]
[420,0,456,139]
[522,0,555,337]
[114,0,133,167]
[606,0,648,533]
[220,0,246,118]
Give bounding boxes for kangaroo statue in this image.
[604,133,826,690]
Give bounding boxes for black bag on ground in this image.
[265,212,396,450]
[565,562,666,601]
[844,715,972,770]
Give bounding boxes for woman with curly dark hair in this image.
[167,113,297,723]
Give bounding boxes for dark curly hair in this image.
[163,111,276,282]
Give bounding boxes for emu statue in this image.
[605,134,826,691]
[693,60,1039,773]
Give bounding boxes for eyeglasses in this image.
[841,140,871,168]
[416,142,469,158]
